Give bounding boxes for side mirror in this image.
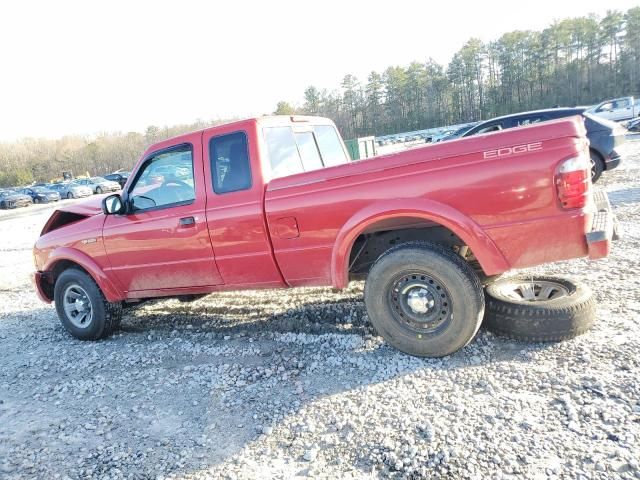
[102,194,125,215]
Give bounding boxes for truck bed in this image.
[264,116,592,287]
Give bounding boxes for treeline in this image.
[0,120,230,187]
[277,7,640,139]
[2,8,639,187]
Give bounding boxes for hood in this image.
[40,196,104,236]
[60,195,105,216]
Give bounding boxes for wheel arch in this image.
[43,247,123,302]
[330,199,510,289]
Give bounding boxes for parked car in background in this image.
[459,108,626,182]
[48,182,94,199]
[74,177,121,194]
[586,96,638,122]
[625,117,640,133]
[0,190,33,209]
[439,123,479,142]
[432,130,456,143]
[19,186,61,204]
[103,171,131,189]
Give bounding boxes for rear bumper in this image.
[32,271,53,303]
[586,190,619,260]
[604,152,621,170]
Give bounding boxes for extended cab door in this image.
[201,121,284,288]
[102,134,223,293]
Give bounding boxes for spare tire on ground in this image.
[483,275,596,342]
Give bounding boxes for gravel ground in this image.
[1,141,639,479]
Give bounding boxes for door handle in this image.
[179,216,196,227]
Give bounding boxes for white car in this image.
[587,96,639,122]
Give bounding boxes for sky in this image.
[1,0,638,142]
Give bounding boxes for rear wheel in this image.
[54,269,122,340]
[590,151,604,183]
[364,242,484,357]
[96,187,103,194]
[67,192,74,199]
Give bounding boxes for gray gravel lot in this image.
[1,142,639,479]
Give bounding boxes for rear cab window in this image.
[263,123,349,179]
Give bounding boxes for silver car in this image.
[74,177,121,194]
[48,182,94,199]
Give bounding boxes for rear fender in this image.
[43,247,123,302]
[331,198,510,289]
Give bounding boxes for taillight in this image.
[556,155,590,209]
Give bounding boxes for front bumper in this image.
[586,190,619,260]
[32,271,53,303]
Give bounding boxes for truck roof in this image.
[141,115,336,158]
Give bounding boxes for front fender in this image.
[330,198,510,289]
[43,247,124,302]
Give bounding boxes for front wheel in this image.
[54,269,122,340]
[95,187,103,194]
[67,192,74,199]
[364,242,484,357]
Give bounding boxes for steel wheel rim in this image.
[63,284,93,328]
[495,279,569,302]
[388,271,453,333]
[590,157,596,178]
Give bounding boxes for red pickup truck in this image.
[33,115,615,356]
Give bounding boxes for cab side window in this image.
[129,144,195,211]
[210,132,252,194]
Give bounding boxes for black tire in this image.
[590,150,604,183]
[67,192,74,199]
[0,201,5,209]
[483,275,595,342]
[54,268,122,340]
[95,187,103,194]
[364,242,485,357]
[34,197,40,204]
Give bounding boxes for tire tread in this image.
[484,275,595,342]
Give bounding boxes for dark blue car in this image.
[20,186,61,204]
[457,108,625,182]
